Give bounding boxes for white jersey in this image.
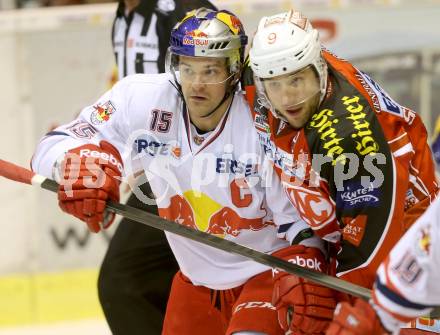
[373,196,440,331]
[32,73,312,290]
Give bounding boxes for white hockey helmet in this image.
[249,10,328,111]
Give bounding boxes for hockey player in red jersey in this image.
[244,9,439,335]
[327,196,440,335]
[31,8,334,335]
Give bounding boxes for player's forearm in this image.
[31,133,90,179]
[372,276,433,333]
[372,197,440,331]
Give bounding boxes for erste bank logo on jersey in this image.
[356,70,416,125]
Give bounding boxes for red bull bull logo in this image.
[158,191,272,238]
[216,12,241,35]
[90,101,115,125]
[159,194,197,229]
[417,226,431,256]
[186,30,208,38]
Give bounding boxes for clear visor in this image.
[255,65,321,110]
[166,50,239,85]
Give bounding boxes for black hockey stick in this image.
[0,158,371,300]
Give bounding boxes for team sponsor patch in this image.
[193,134,205,145]
[416,225,431,257]
[285,185,336,230]
[257,132,303,178]
[215,158,258,177]
[254,113,269,133]
[289,10,308,30]
[337,182,380,209]
[341,215,367,247]
[183,30,208,46]
[342,95,379,156]
[90,101,116,125]
[406,318,440,333]
[405,188,418,210]
[134,134,180,158]
[308,107,347,166]
[356,71,404,117]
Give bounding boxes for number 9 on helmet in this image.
[249,10,328,115]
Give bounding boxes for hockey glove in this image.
[272,245,339,335]
[58,140,123,232]
[326,298,390,335]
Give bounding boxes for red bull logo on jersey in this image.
[90,101,115,125]
[158,191,271,238]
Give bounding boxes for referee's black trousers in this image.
[98,183,179,335]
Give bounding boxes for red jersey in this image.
[243,50,439,288]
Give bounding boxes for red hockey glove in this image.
[326,298,389,335]
[58,140,123,232]
[272,245,339,335]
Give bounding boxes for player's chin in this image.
[286,115,307,129]
[187,106,209,119]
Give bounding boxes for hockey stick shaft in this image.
[0,158,371,299]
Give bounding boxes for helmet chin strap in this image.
[170,73,239,128]
[199,89,233,120]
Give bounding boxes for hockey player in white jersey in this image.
[327,195,440,335]
[31,8,338,335]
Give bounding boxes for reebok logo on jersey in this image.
[79,149,123,173]
[287,255,322,271]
